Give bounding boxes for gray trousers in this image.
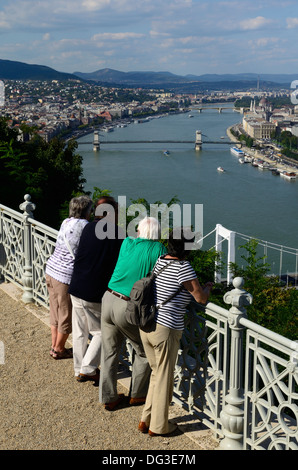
[99,290,151,403]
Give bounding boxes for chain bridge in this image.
[78,130,242,151]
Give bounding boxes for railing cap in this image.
[224,277,253,311]
[19,194,36,218]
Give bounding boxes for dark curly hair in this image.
[167,227,195,259]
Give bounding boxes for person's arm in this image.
[182,278,213,305]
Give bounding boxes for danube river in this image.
[78,106,298,276]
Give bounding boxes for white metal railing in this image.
[207,224,298,285]
[0,195,297,450]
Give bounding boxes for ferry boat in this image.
[230,147,244,157]
[257,161,271,170]
[217,166,225,172]
[280,171,297,180]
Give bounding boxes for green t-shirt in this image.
[108,237,167,297]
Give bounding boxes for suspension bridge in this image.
[78,130,241,151]
[204,224,298,286]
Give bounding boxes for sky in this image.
[0,0,298,76]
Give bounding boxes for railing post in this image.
[19,194,36,303]
[220,277,253,450]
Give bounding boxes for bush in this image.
[230,239,298,341]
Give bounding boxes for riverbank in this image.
[65,109,189,143]
[226,125,298,176]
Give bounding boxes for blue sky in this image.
[0,0,298,76]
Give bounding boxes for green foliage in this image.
[230,239,298,340]
[0,118,86,228]
[230,238,271,291]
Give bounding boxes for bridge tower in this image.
[93,131,100,151]
[195,130,202,151]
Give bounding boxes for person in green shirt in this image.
[99,217,167,410]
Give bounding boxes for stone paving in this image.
[0,282,219,451]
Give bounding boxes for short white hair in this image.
[138,217,160,240]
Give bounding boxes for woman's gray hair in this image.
[69,196,93,219]
[138,217,160,240]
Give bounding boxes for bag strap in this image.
[152,258,185,309]
[157,285,183,309]
[150,259,176,279]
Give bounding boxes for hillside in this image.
[0,59,296,90]
[0,59,77,81]
[73,68,293,91]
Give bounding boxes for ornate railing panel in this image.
[29,218,58,308]
[0,195,297,450]
[0,204,24,288]
[173,302,230,440]
[242,318,298,450]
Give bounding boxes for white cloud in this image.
[0,0,297,75]
[92,32,145,41]
[248,37,279,48]
[239,16,273,30]
[81,0,111,11]
[286,17,298,28]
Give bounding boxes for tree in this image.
[229,239,298,340]
[0,118,86,228]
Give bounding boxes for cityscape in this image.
[1,0,298,453]
[0,78,298,161]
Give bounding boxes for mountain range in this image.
[74,68,298,86]
[0,59,297,91]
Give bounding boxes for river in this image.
[77,106,298,276]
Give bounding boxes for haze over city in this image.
[0,0,298,76]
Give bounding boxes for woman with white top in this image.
[45,195,93,359]
[138,228,213,436]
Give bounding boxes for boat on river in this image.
[257,161,271,170]
[280,171,297,180]
[217,166,225,172]
[230,147,244,157]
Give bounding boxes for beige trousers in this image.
[140,323,182,435]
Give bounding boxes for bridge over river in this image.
[78,130,241,151]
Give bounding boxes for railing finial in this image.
[19,194,36,219]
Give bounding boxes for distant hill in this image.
[73,68,296,91]
[0,59,77,81]
[73,68,191,85]
[186,73,298,84]
[0,59,296,90]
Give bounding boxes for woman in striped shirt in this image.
[138,228,213,437]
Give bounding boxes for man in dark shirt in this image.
[69,196,123,383]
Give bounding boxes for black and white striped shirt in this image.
[153,256,197,330]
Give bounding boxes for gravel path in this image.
[0,284,219,452]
